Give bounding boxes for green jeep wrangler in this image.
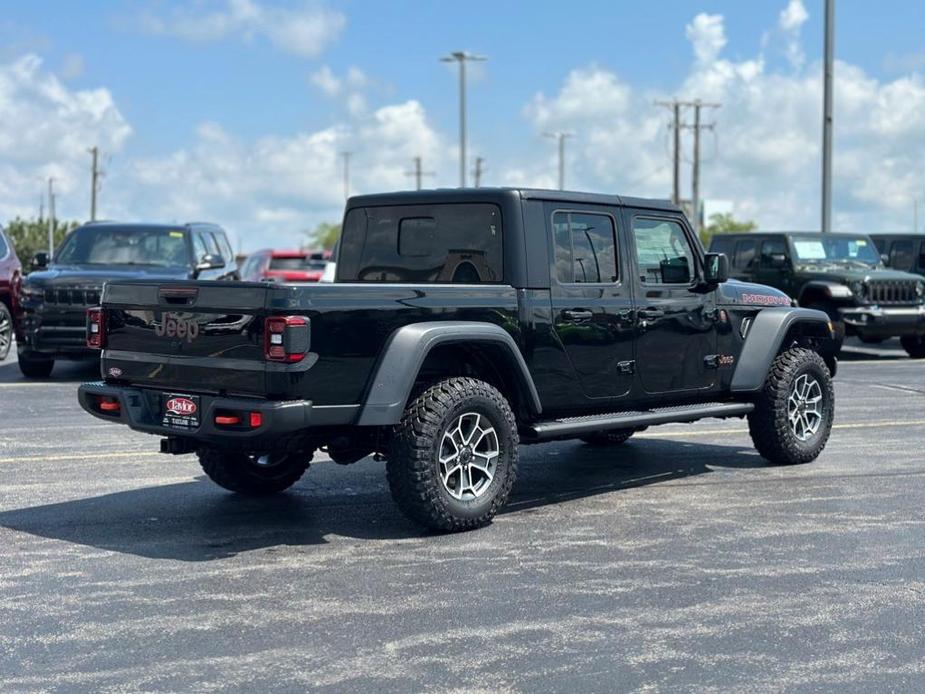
[709,232,925,357]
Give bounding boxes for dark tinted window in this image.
[760,237,788,265]
[269,256,326,271]
[890,241,915,272]
[633,218,694,285]
[734,239,757,269]
[709,236,734,256]
[337,203,502,283]
[56,226,190,266]
[552,211,618,284]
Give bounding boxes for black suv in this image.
[710,232,925,357]
[17,221,238,377]
[79,189,837,532]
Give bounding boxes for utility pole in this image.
[440,51,487,188]
[544,132,574,190]
[684,100,720,237]
[472,157,486,187]
[341,151,352,201]
[655,100,683,205]
[47,177,56,256]
[89,146,101,220]
[821,0,835,232]
[405,156,435,191]
[38,191,44,222]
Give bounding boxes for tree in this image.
[700,212,757,246]
[5,217,80,270]
[305,222,341,250]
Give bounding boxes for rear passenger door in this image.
[547,205,636,400]
[629,213,717,395]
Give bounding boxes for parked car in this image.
[869,233,925,276]
[0,225,22,360]
[240,249,329,282]
[16,221,238,378]
[709,232,925,357]
[79,189,837,532]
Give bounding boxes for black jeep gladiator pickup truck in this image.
[79,189,838,531]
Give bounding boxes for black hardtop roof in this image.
[346,187,679,213]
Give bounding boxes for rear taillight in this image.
[86,307,106,349]
[264,316,309,362]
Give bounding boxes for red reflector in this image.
[215,415,241,426]
[98,397,120,413]
[249,412,263,428]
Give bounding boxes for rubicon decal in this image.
[165,397,197,416]
[155,314,200,342]
[741,293,791,306]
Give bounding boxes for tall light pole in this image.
[440,51,486,188]
[821,0,835,232]
[89,146,101,221]
[47,177,56,256]
[341,151,352,201]
[544,132,574,190]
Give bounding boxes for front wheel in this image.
[387,377,518,532]
[17,350,54,379]
[900,335,925,359]
[198,447,311,495]
[748,348,835,465]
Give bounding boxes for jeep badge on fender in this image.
[154,314,200,343]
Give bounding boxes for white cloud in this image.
[779,0,809,68]
[686,14,727,65]
[310,65,341,96]
[139,0,345,58]
[311,65,372,117]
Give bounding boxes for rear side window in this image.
[552,211,618,284]
[890,241,915,272]
[632,218,695,285]
[337,203,502,283]
[760,238,788,265]
[734,239,757,269]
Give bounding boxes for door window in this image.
[760,238,788,266]
[890,241,915,272]
[552,211,618,284]
[191,231,209,262]
[734,239,757,269]
[632,218,695,285]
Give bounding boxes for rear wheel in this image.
[387,377,518,532]
[0,303,12,360]
[900,335,925,359]
[580,429,634,446]
[198,447,311,495]
[17,350,54,379]
[748,348,834,465]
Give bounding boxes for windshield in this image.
[269,257,327,271]
[56,227,190,267]
[790,235,880,265]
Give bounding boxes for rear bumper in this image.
[78,382,358,445]
[839,305,925,337]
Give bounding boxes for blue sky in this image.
[1,1,924,249]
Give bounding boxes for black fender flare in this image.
[356,321,542,426]
[730,307,834,393]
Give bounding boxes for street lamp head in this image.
[440,51,487,63]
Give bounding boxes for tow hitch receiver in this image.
[160,437,198,455]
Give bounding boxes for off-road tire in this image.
[806,302,844,353]
[580,429,635,446]
[17,350,54,379]
[387,377,518,532]
[748,347,834,465]
[198,446,311,495]
[900,335,925,359]
[0,302,12,360]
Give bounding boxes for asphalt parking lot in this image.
[1,340,924,692]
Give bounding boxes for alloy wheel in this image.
[788,374,823,441]
[439,412,499,500]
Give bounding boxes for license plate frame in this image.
[161,392,201,431]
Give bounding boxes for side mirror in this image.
[194,253,224,274]
[769,252,789,268]
[31,251,49,271]
[703,252,729,285]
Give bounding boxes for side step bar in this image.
[524,402,755,441]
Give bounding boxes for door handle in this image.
[638,307,665,321]
[562,309,593,322]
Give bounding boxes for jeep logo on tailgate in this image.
[154,313,200,343]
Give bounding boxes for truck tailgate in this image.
[101,281,274,397]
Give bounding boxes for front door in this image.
[629,214,718,395]
[548,206,636,401]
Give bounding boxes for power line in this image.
[405,156,435,191]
